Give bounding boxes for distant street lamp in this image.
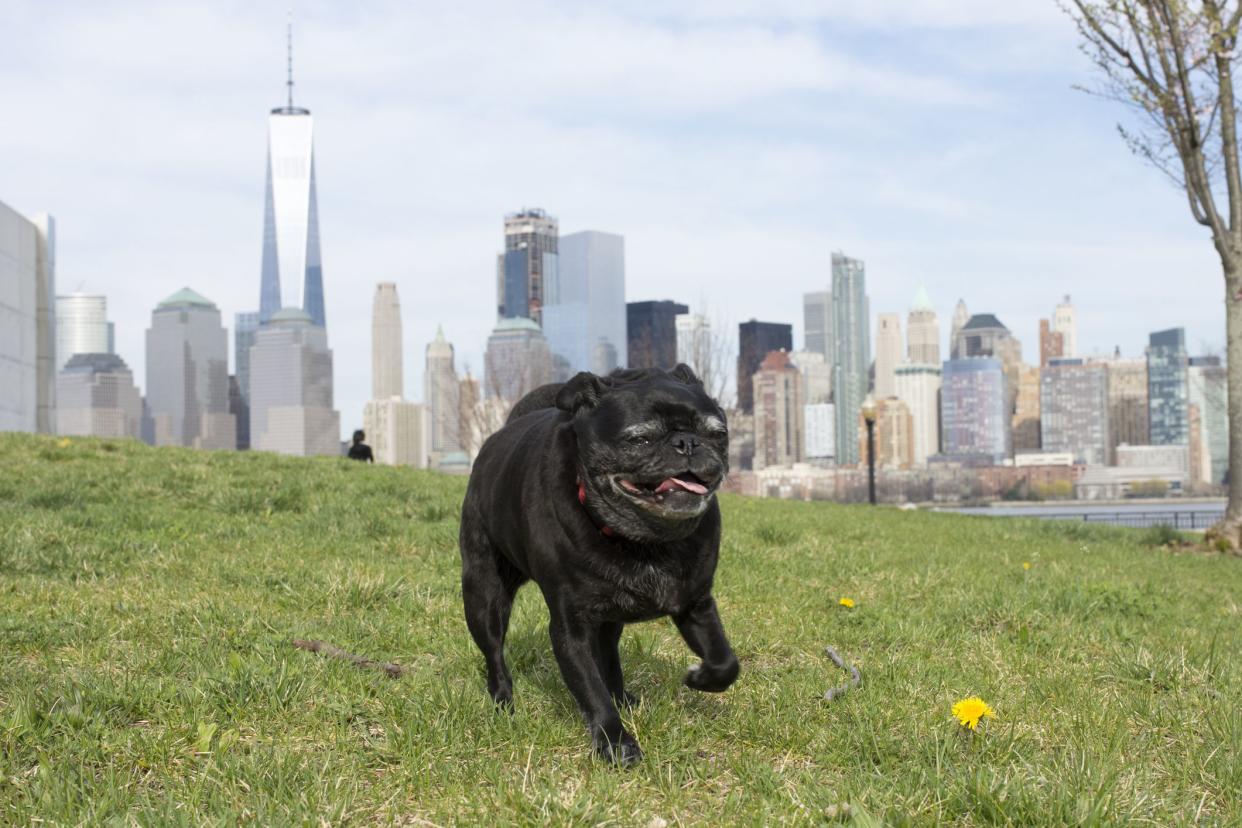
[862,395,877,506]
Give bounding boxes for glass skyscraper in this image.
[497,208,558,323]
[1147,327,1188,445]
[832,252,870,466]
[233,311,260,449]
[941,357,1009,463]
[542,230,627,378]
[259,36,325,328]
[1039,359,1110,465]
[55,293,111,371]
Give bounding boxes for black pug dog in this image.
[459,364,739,765]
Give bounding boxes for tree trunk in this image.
[1211,263,1242,552]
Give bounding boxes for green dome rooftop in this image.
[911,284,934,313]
[269,307,314,324]
[157,287,216,310]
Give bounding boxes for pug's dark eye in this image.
[629,435,651,446]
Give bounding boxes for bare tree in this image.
[678,309,737,409]
[1065,0,1242,549]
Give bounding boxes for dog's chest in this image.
[592,558,691,620]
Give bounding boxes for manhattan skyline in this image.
[0,1,1229,438]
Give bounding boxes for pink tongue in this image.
[654,476,708,495]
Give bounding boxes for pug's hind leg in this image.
[597,622,638,708]
[461,521,523,709]
[673,595,740,693]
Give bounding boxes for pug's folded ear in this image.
[556,372,606,414]
[669,363,702,386]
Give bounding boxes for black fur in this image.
[459,365,739,766]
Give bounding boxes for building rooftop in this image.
[62,352,129,374]
[910,284,934,313]
[759,350,795,371]
[492,317,542,333]
[269,307,314,324]
[157,287,216,310]
[961,313,1008,332]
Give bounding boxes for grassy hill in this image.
[1,433,1240,826]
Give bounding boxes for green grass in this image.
[1,433,1240,826]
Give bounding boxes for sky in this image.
[0,0,1228,436]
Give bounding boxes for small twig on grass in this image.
[291,638,406,678]
[823,646,861,701]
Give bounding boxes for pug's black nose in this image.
[671,433,700,456]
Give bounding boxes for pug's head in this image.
[557,365,729,542]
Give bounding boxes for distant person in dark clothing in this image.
[348,429,374,463]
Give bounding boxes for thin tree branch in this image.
[292,638,407,678]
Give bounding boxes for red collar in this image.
[577,479,616,537]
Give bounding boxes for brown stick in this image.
[823,645,861,702]
[292,638,406,678]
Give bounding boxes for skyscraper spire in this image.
[286,12,294,110]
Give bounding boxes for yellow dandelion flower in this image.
[57,438,72,448]
[838,597,855,608]
[1022,562,1031,570]
[952,696,997,730]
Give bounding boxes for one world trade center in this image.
[258,25,325,328]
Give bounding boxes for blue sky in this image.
[0,0,1226,433]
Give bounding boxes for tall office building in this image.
[1147,328,1189,445]
[737,319,793,413]
[949,299,970,358]
[804,402,836,461]
[1038,319,1064,367]
[56,353,143,439]
[953,312,1023,448]
[906,286,939,365]
[790,349,831,404]
[628,300,688,371]
[941,357,1009,463]
[372,283,403,400]
[1105,356,1149,459]
[1052,295,1077,358]
[233,311,260,449]
[484,318,553,401]
[1011,364,1042,453]
[832,252,869,465]
[895,363,941,466]
[543,231,626,376]
[952,314,1022,366]
[1040,359,1110,465]
[497,208,558,323]
[1188,356,1228,484]
[874,313,902,399]
[867,397,914,470]
[803,290,833,361]
[751,351,804,470]
[425,326,461,454]
[0,200,55,433]
[249,308,339,456]
[364,398,427,467]
[258,26,326,327]
[55,294,111,371]
[145,288,235,450]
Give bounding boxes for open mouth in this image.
[613,472,713,506]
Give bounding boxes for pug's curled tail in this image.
[823,646,861,701]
